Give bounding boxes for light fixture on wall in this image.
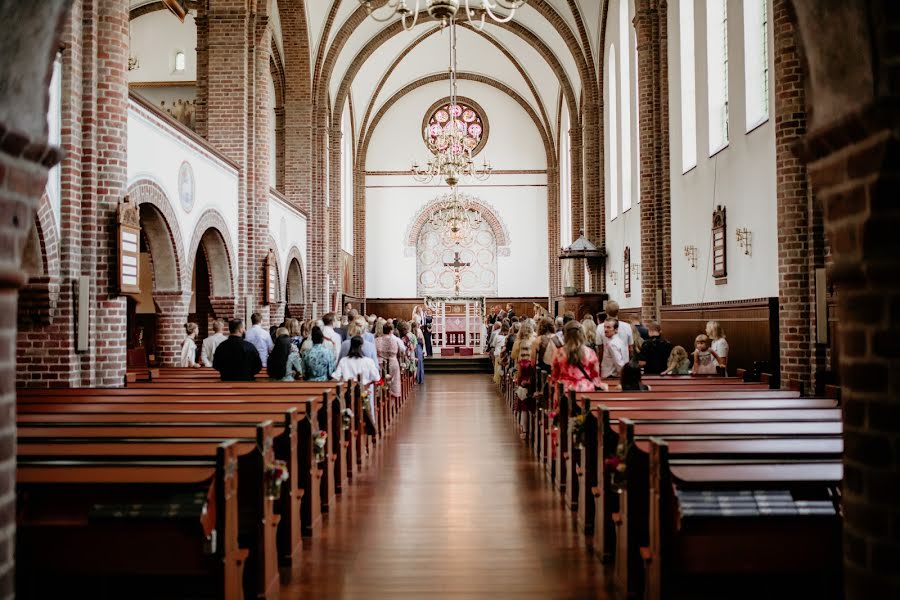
[736,227,752,256]
[632,263,641,280]
[683,245,698,269]
[358,0,529,31]
[609,270,619,286]
[127,24,140,72]
[410,18,491,187]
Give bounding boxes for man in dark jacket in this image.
[637,321,673,375]
[213,318,263,381]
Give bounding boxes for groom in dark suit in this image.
[424,310,434,357]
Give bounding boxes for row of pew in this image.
[16,365,415,599]
[497,366,844,599]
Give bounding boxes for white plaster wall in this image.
[268,193,308,293]
[127,101,239,280]
[666,0,778,305]
[268,72,277,189]
[365,176,549,298]
[603,0,642,309]
[129,10,197,83]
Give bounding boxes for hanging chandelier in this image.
[358,0,528,30]
[410,18,492,187]
[428,189,484,245]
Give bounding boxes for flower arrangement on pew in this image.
[604,442,631,494]
[342,408,354,432]
[265,460,290,500]
[361,387,372,414]
[570,413,586,450]
[314,431,328,464]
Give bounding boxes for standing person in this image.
[213,319,263,381]
[582,318,599,352]
[600,318,629,378]
[550,321,606,392]
[423,309,434,357]
[706,320,729,374]
[268,327,302,381]
[339,321,378,362]
[492,322,509,384]
[287,318,304,351]
[200,319,227,367]
[691,334,720,375]
[412,321,425,384]
[179,323,202,368]
[321,313,343,359]
[637,321,674,375]
[333,335,382,434]
[376,322,403,402]
[531,317,557,374]
[604,301,634,358]
[301,326,336,381]
[245,312,274,365]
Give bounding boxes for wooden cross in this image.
[443,251,470,295]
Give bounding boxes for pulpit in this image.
[553,293,608,320]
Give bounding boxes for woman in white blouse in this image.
[706,320,729,374]
[332,335,382,425]
[179,322,202,368]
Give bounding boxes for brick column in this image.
[773,0,814,390]
[353,167,366,298]
[546,166,560,299]
[583,104,605,291]
[635,0,672,322]
[569,125,585,291]
[153,291,192,366]
[251,13,273,325]
[329,126,343,310]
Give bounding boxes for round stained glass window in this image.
[422,97,489,156]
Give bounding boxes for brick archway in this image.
[266,234,283,302]
[128,178,186,293]
[404,195,511,257]
[186,209,236,298]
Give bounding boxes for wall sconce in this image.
[683,245,698,269]
[632,263,641,280]
[736,228,752,256]
[609,270,619,286]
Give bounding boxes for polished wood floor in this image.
[283,374,614,599]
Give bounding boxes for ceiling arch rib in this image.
[360,72,556,170]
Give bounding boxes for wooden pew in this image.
[18,421,283,600]
[644,439,842,600]
[614,419,843,597]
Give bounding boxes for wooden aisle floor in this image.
[282,374,614,600]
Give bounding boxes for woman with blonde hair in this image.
[581,318,598,351]
[705,320,729,373]
[179,323,202,368]
[663,345,691,375]
[551,321,607,392]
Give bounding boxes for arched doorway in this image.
[284,248,305,320]
[188,223,235,337]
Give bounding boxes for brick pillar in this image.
[774,0,814,390]
[329,126,343,311]
[569,125,585,291]
[274,106,285,192]
[546,166,561,299]
[635,0,672,323]
[307,121,330,313]
[583,104,605,291]
[251,13,273,326]
[153,291,192,366]
[353,167,365,298]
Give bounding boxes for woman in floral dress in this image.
[375,322,404,400]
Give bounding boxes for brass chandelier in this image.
[358,0,529,30]
[427,189,484,245]
[410,18,492,187]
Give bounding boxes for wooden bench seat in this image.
[17,441,248,600]
[18,421,283,600]
[643,439,843,600]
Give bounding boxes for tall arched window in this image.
[634,34,640,204]
[744,0,769,130]
[559,105,572,248]
[608,45,618,221]
[707,0,729,153]
[679,0,696,172]
[619,0,632,212]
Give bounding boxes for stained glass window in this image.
[423,100,487,156]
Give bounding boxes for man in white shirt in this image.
[244,312,274,365]
[200,319,228,367]
[321,312,343,361]
[604,300,634,358]
[600,318,628,378]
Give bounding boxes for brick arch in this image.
[32,192,60,281]
[284,245,305,306]
[404,195,511,254]
[186,209,236,298]
[266,234,283,302]
[128,178,185,293]
[129,0,201,21]
[360,72,554,170]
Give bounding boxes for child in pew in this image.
[706,320,730,375]
[620,362,650,391]
[178,322,202,368]
[691,334,720,375]
[662,345,691,375]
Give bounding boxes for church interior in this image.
[0,0,898,598]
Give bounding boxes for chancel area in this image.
[0,0,898,599]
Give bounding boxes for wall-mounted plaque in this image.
[264,251,277,305]
[117,195,141,294]
[623,246,632,296]
[712,205,727,281]
[178,160,195,212]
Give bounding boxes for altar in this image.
[425,296,485,353]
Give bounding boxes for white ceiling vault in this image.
[304,0,606,157]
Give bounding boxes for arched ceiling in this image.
[304,0,605,145]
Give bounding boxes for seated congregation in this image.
[490,301,843,600]
[16,307,425,599]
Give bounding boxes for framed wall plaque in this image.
[712,205,727,282]
[264,251,277,305]
[117,195,141,294]
[623,246,631,296]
